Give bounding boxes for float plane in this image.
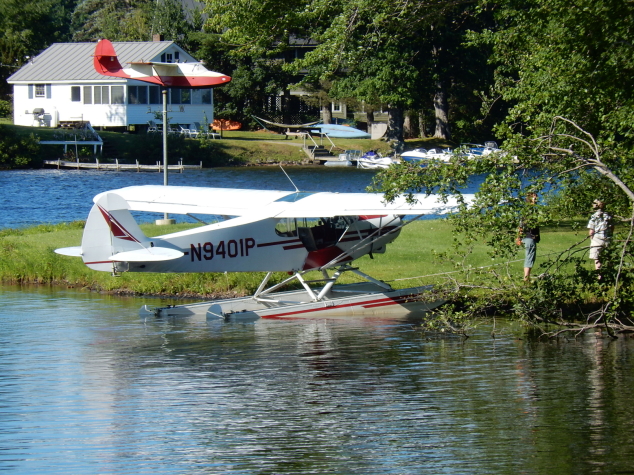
[56,185,471,321]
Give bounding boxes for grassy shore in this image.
[2,122,454,166]
[0,219,590,299]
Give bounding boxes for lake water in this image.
[1,285,633,474]
[0,167,381,229]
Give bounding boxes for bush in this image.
[0,99,12,118]
[0,125,41,168]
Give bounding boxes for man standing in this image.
[517,192,540,282]
[587,200,613,271]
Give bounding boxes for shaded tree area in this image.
[190,32,310,128]
[0,0,76,96]
[373,0,634,334]
[202,0,501,146]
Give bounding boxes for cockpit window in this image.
[275,216,358,251]
[275,217,321,237]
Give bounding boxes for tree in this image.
[0,0,75,96]
[202,0,497,147]
[71,0,149,41]
[373,0,634,335]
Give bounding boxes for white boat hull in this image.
[140,283,443,322]
[356,158,396,169]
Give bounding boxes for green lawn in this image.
[0,219,592,297]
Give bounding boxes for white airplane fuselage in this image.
[84,201,402,274]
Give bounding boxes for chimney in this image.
[153,34,164,42]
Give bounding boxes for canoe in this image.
[212,119,242,130]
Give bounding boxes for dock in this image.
[43,159,203,172]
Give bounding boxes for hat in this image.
[592,199,604,209]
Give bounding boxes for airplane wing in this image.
[95,186,471,218]
[95,186,295,216]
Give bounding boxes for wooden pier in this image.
[43,159,203,172]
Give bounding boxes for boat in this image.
[311,123,371,139]
[212,119,242,131]
[356,150,397,169]
[140,278,443,322]
[400,148,453,164]
[324,149,361,167]
[459,141,502,158]
[251,116,370,139]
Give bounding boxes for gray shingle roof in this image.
[8,41,193,83]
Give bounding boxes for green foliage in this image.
[0,125,41,168]
[0,98,11,118]
[0,0,74,95]
[202,0,498,143]
[372,0,634,329]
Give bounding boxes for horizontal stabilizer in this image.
[55,246,82,257]
[110,247,184,262]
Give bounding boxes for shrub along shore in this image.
[0,122,455,169]
[1,219,592,306]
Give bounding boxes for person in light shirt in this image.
[587,200,613,271]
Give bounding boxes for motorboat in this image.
[459,141,503,158]
[356,150,397,169]
[324,149,362,167]
[400,148,453,164]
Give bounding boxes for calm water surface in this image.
[0,168,378,228]
[0,167,487,229]
[1,286,633,474]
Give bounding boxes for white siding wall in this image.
[12,81,214,128]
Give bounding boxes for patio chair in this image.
[187,124,200,139]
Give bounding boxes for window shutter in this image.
[46,84,52,99]
[28,84,33,99]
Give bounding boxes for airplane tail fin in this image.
[93,39,125,77]
[81,192,150,272]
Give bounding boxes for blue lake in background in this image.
[0,167,487,228]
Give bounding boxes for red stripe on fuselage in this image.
[260,294,413,319]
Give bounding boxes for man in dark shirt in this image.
[516,193,540,282]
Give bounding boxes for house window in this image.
[180,89,191,104]
[128,86,148,104]
[94,86,102,104]
[170,88,181,104]
[111,86,124,104]
[93,86,110,104]
[149,86,161,104]
[28,84,51,99]
[83,86,92,104]
[191,89,212,105]
[332,102,342,113]
[71,86,81,102]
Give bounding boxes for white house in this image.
[8,40,218,131]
